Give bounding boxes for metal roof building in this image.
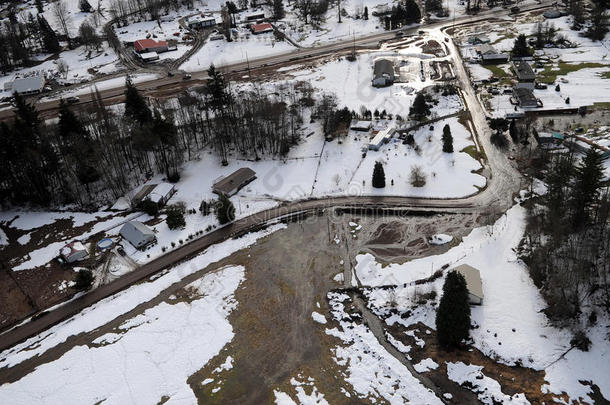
[213,168,256,196]
[120,221,156,249]
[372,59,395,87]
[453,264,484,305]
[11,74,45,95]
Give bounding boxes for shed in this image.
[148,183,176,205]
[120,221,156,249]
[139,51,159,62]
[467,34,490,45]
[372,59,395,87]
[11,74,46,95]
[350,120,372,131]
[132,184,157,206]
[513,61,535,82]
[453,264,484,305]
[61,241,88,263]
[251,23,273,34]
[245,13,265,21]
[187,16,217,29]
[476,43,496,56]
[213,168,257,196]
[481,53,509,64]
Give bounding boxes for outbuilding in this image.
[350,120,372,131]
[453,264,484,305]
[10,74,46,95]
[139,51,159,63]
[513,87,539,108]
[148,183,176,206]
[213,168,257,196]
[61,241,88,263]
[368,127,395,151]
[251,23,273,34]
[372,59,395,87]
[187,15,217,30]
[120,221,156,249]
[513,61,535,82]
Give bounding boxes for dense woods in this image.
[0,67,357,209]
[520,147,610,324]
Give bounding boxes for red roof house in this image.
[250,23,273,35]
[134,39,169,53]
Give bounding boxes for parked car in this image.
[534,82,548,89]
[183,73,192,80]
[66,96,80,104]
[510,6,520,13]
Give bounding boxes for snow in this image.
[353,202,610,403]
[413,358,439,373]
[0,224,285,368]
[0,265,246,405]
[311,311,327,324]
[446,361,530,404]
[41,73,161,101]
[429,234,453,245]
[325,291,443,404]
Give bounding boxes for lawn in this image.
[538,61,609,84]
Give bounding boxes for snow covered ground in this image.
[356,203,610,403]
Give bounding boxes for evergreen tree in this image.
[586,4,609,41]
[216,193,235,224]
[363,6,368,20]
[124,76,152,124]
[409,93,430,121]
[166,205,186,229]
[273,0,285,20]
[442,124,453,153]
[511,34,529,57]
[372,161,386,188]
[508,119,519,143]
[570,148,606,227]
[79,0,93,12]
[436,270,471,348]
[36,0,44,13]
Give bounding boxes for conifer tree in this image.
[372,161,386,188]
[570,148,606,227]
[124,76,152,125]
[216,193,235,224]
[436,270,471,348]
[273,0,285,20]
[442,124,453,153]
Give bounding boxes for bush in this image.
[138,199,159,216]
[166,205,186,230]
[200,200,212,216]
[215,193,235,225]
[410,166,426,187]
[74,269,94,291]
[436,271,471,348]
[570,330,591,351]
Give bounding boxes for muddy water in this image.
[188,211,478,404]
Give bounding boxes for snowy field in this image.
[357,203,610,403]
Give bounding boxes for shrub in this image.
[372,161,386,188]
[436,271,471,348]
[215,193,235,225]
[410,166,426,187]
[570,330,591,351]
[74,269,94,291]
[138,199,159,216]
[166,205,186,230]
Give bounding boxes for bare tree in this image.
[53,0,73,47]
[56,58,69,79]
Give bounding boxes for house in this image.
[187,15,217,30]
[543,9,562,19]
[10,74,46,95]
[537,131,564,145]
[513,87,538,108]
[213,168,257,196]
[368,127,395,151]
[453,264,484,305]
[139,52,159,63]
[476,43,496,56]
[134,39,168,53]
[372,59,395,87]
[251,23,273,34]
[350,120,372,131]
[120,221,156,249]
[148,183,176,206]
[60,241,88,263]
[513,61,535,82]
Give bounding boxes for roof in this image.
[350,120,372,129]
[468,34,490,44]
[544,9,562,18]
[476,44,496,55]
[453,264,484,300]
[514,61,535,81]
[148,183,175,203]
[61,241,86,257]
[482,53,509,61]
[251,23,273,33]
[122,221,155,237]
[213,168,256,195]
[12,75,45,93]
[369,126,395,146]
[133,184,157,203]
[514,87,537,104]
[134,39,167,50]
[373,59,394,79]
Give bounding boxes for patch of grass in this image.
[461,145,484,161]
[601,71,610,79]
[491,32,515,45]
[483,64,510,78]
[592,102,610,110]
[538,61,608,84]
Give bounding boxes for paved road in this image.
[0,4,546,352]
[0,1,554,122]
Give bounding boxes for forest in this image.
[0,66,353,209]
[519,145,610,329]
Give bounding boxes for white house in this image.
[368,127,395,151]
[60,241,88,263]
[148,183,176,206]
[453,264,484,305]
[120,221,156,249]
